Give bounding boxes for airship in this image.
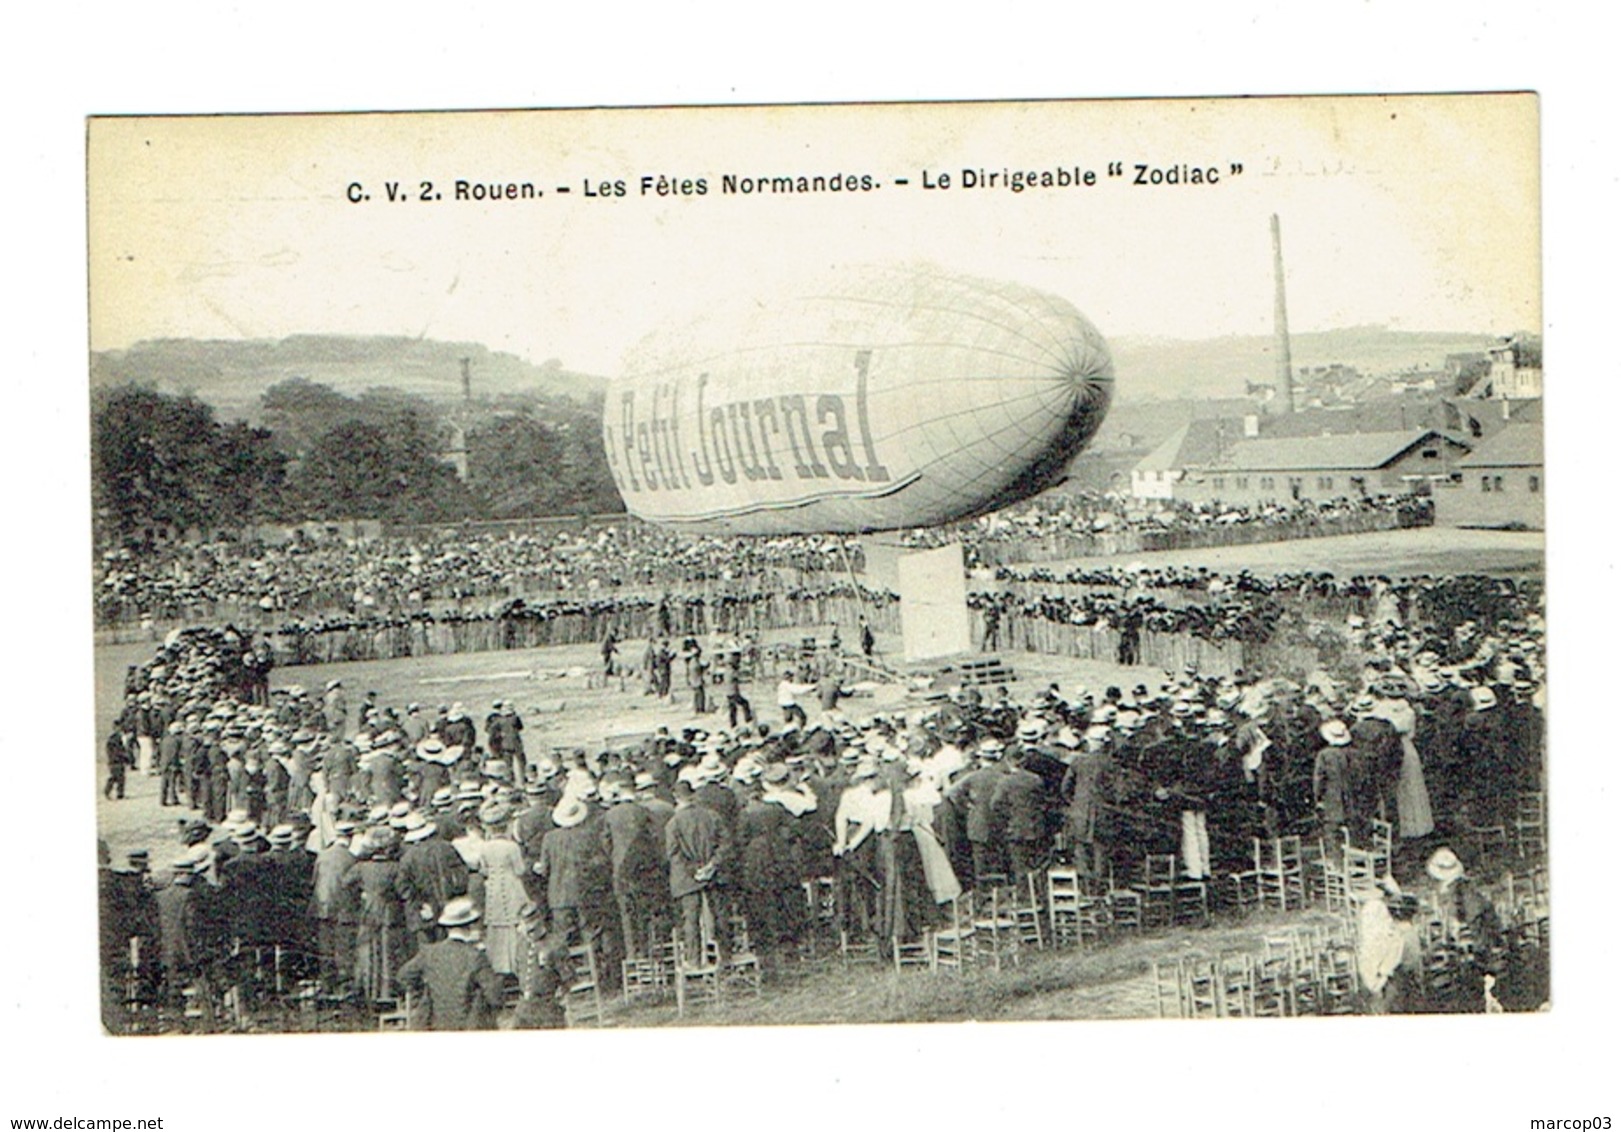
[602,264,1115,535]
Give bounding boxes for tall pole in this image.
[1271,214,1296,414]
[459,356,472,402]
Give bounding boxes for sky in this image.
[88,94,1540,375]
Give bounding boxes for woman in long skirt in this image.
[480,824,528,977]
[1370,681,1433,839]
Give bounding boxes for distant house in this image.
[1459,333,1543,400]
[1433,422,1544,529]
[1130,418,1246,500]
[1176,428,1471,506]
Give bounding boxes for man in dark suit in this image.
[599,781,663,959]
[398,820,471,952]
[104,730,131,800]
[991,752,1049,879]
[666,781,732,968]
[536,793,621,988]
[946,739,1008,886]
[397,898,503,1030]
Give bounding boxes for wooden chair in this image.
[973,886,1022,971]
[377,989,413,1030]
[1182,956,1222,1018]
[1047,867,1084,948]
[1369,818,1394,870]
[563,942,604,1027]
[1105,865,1143,935]
[1226,862,1262,915]
[1513,790,1547,858]
[931,894,976,974]
[892,932,933,975]
[1011,871,1046,951]
[1318,944,1358,1014]
[1153,960,1188,1019]
[1217,952,1256,1018]
[1135,854,1178,930]
[1174,875,1211,927]
[1253,949,1294,1017]
[1256,835,1306,911]
[672,933,720,1017]
[839,928,882,968]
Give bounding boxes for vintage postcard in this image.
[87,94,1544,1035]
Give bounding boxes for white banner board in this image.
[897,542,971,662]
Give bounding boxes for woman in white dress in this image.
[1369,675,1434,840]
[478,801,528,977]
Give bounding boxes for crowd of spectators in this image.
[95,492,1435,628]
[100,569,1547,1027]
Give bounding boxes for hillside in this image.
[1110,326,1498,403]
[89,335,607,419]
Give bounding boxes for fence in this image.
[267,591,902,667]
[961,507,1429,567]
[970,617,1321,681]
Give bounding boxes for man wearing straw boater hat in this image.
[397,896,503,1031]
[534,792,621,986]
[397,813,470,954]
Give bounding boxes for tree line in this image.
[92,380,623,546]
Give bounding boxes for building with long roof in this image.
[1433,422,1544,529]
[1170,428,1471,506]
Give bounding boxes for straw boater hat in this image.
[1426,847,1465,886]
[417,738,456,765]
[1319,720,1352,747]
[977,737,1005,760]
[403,814,436,842]
[1469,686,1499,711]
[438,896,480,927]
[552,796,590,829]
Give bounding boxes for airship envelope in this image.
[603,264,1114,535]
